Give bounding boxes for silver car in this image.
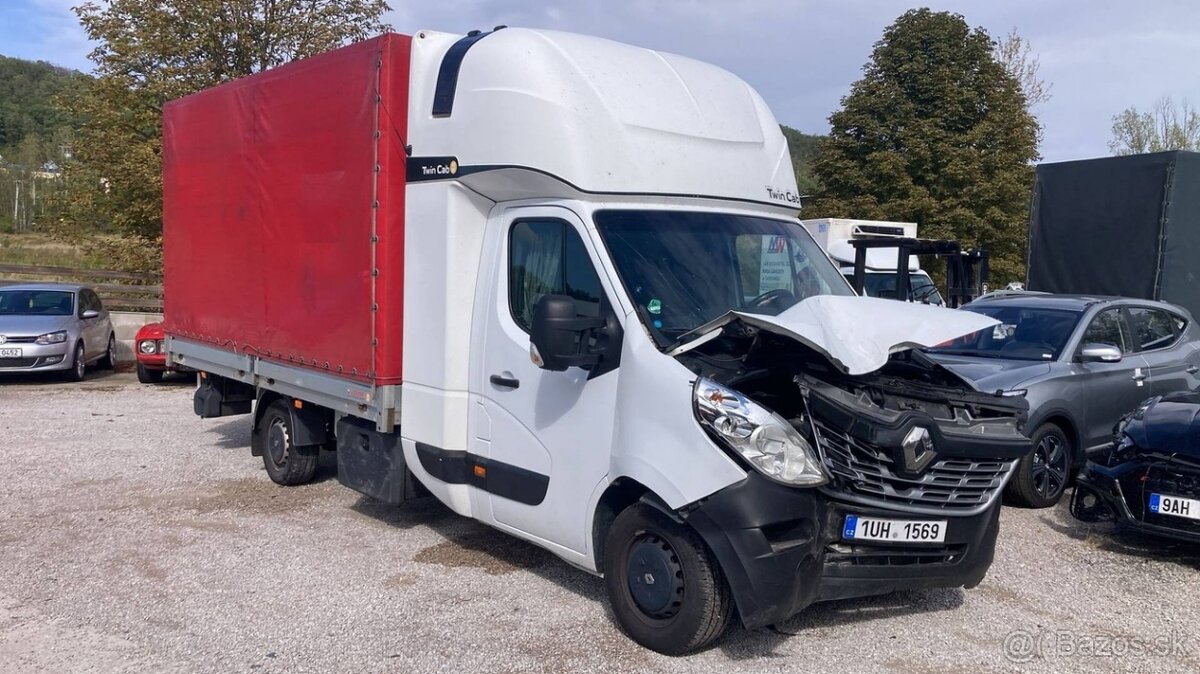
[0,283,117,381]
[924,294,1200,508]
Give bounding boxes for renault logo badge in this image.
[901,426,937,473]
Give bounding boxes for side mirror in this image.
[529,295,605,371]
[81,309,100,319]
[1079,343,1122,363]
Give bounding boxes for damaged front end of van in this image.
[669,296,1032,629]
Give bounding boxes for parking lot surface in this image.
[1,373,1198,673]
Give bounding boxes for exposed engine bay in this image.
[679,320,1032,514]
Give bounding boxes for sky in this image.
[2,0,1199,163]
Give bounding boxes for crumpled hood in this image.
[924,354,1052,392]
[674,295,999,376]
[1123,391,1200,459]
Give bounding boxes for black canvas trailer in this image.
[1027,151,1200,317]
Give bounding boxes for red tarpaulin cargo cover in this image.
[162,34,411,385]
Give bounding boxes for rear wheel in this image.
[1007,423,1072,508]
[136,362,164,384]
[64,342,86,382]
[257,399,319,486]
[604,503,733,655]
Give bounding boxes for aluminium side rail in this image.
[166,336,401,431]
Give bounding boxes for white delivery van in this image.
[164,28,1032,654]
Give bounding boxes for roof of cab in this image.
[407,28,799,210]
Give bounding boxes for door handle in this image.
[489,374,520,389]
[1132,373,1147,381]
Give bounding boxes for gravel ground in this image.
[1,372,1199,673]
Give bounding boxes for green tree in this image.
[1109,97,1200,155]
[60,0,391,261]
[808,9,1040,283]
[780,125,822,195]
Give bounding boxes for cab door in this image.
[474,205,622,556]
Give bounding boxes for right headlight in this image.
[693,377,828,486]
[138,339,158,354]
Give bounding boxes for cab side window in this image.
[1128,307,1180,351]
[1082,309,1129,353]
[509,220,602,332]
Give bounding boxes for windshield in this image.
[926,305,1082,361]
[0,290,75,316]
[594,210,853,348]
[852,272,944,305]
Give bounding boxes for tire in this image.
[98,334,117,370]
[1006,423,1072,508]
[257,399,319,486]
[136,362,164,384]
[604,503,734,655]
[64,342,86,382]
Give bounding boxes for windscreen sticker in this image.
[647,299,662,315]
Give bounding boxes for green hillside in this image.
[781,125,821,196]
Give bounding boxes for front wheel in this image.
[64,342,86,382]
[1006,423,1072,508]
[604,503,734,655]
[136,362,164,384]
[256,399,319,486]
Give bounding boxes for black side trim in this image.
[432,30,500,117]
[415,442,549,506]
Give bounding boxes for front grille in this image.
[0,336,37,344]
[825,542,966,567]
[815,418,1014,513]
[0,357,39,368]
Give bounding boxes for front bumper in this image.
[680,473,1001,629]
[136,353,170,370]
[0,342,71,372]
[1071,459,1200,544]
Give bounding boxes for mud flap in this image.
[336,416,422,505]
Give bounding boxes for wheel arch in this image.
[250,391,332,457]
[1029,410,1082,467]
[591,477,677,571]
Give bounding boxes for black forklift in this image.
[848,237,989,308]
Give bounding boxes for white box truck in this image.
[164,28,1031,654]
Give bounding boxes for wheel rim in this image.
[626,533,684,619]
[1031,433,1068,499]
[75,346,85,378]
[267,418,289,467]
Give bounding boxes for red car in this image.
[134,322,175,383]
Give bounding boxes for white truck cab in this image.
[165,28,1032,654]
[802,219,945,304]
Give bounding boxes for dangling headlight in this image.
[693,377,827,486]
